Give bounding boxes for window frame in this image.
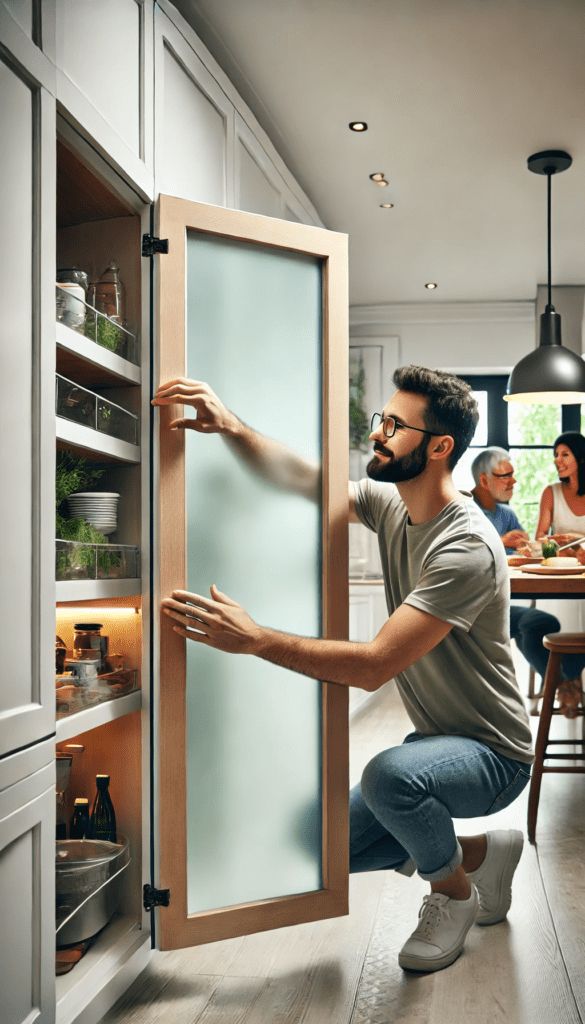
[458,374,581,452]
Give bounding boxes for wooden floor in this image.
[100,660,585,1024]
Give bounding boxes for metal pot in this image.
[55,834,130,945]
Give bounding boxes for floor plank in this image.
[537,836,585,1020]
[99,674,585,1024]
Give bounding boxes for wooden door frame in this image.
[156,194,349,949]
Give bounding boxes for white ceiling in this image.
[172,0,585,307]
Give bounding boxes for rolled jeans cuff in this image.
[416,839,463,882]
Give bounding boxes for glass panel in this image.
[470,390,487,447]
[185,232,322,914]
[508,402,561,446]
[452,448,477,493]
[509,447,556,538]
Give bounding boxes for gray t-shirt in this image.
[354,478,534,765]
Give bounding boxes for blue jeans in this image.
[350,732,532,881]
[510,604,585,681]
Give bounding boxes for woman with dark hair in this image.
[536,431,585,546]
[535,431,585,717]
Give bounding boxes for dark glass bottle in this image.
[90,775,117,843]
[70,797,90,839]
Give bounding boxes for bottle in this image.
[95,261,125,323]
[70,798,90,839]
[90,775,117,843]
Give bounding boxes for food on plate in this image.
[541,539,559,559]
[541,556,580,567]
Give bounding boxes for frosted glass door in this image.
[157,196,348,950]
[185,234,322,912]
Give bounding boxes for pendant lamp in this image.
[505,150,585,404]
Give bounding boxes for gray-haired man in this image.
[471,447,563,694]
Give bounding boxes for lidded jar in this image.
[73,623,103,654]
[95,261,125,323]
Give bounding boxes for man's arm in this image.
[162,586,453,692]
[152,377,320,501]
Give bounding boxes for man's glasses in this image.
[370,413,442,439]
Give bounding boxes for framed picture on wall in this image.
[349,337,399,577]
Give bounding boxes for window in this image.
[453,375,580,536]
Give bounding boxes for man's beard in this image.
[366,437,428,483]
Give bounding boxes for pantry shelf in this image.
[55,914,151,1023]
[56,578,142,601]
[55,689,142,742]
[56,320,141,387]
[56,416,141,463]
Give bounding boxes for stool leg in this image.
[528,651,560,843]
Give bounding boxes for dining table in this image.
[509,566,585,601]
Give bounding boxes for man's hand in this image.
[500,529,529,549]
[162,586,265,654]
[151,378,240,435]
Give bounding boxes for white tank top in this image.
[551,481,585,534]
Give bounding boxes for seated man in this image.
[471,447,581,716]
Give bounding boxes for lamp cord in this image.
[547,170,552,308]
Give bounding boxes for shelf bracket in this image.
[143,884,171,911]
[142,234,169,257]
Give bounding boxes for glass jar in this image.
[95,261,125,323]
[57,267,89,291]
[73,623,103,655]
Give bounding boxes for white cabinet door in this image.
[154,5,235,208]
[0,16,56,757]
[54,0,154,198]
[0,740,56,1024]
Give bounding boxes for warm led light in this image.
[370,173,384,181]
[56,606,141,614]
[349,122,368,131]
[376,180,388,187]
[380,203,394,208]
[425,283,437,289]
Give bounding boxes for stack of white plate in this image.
[67,492,120,536]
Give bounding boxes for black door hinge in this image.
[142,234,169,257]
[143,884,171,910]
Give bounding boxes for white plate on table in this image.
[519,565,585,576]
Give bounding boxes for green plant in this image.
[55,452,120,577]
[85,312,122,353]
[349,363,370,451]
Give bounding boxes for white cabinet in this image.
[0,10,56,757]
[54,0,154,199]
[0,740,56,1024]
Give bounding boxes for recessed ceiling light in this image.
[425,282,437,290]
[380,203,394,208]
[369,172,384,181]
[349,122,368,131]
[376,180,388,187]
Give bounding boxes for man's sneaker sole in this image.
[475,829,524,926]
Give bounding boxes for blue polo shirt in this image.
[473,499,524,554]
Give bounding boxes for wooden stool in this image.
[527,632,585,843]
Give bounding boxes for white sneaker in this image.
[467,829,524,925]
[398,885,479,972]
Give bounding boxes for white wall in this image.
[349,301,536,385]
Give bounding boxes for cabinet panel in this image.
[155,20,231,207]
[4,0,33,39]
[237,137,281,218]
[55,0,141,156]
[0,54,55,756]
[0,767,56,1024]
[0,55,33,718]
